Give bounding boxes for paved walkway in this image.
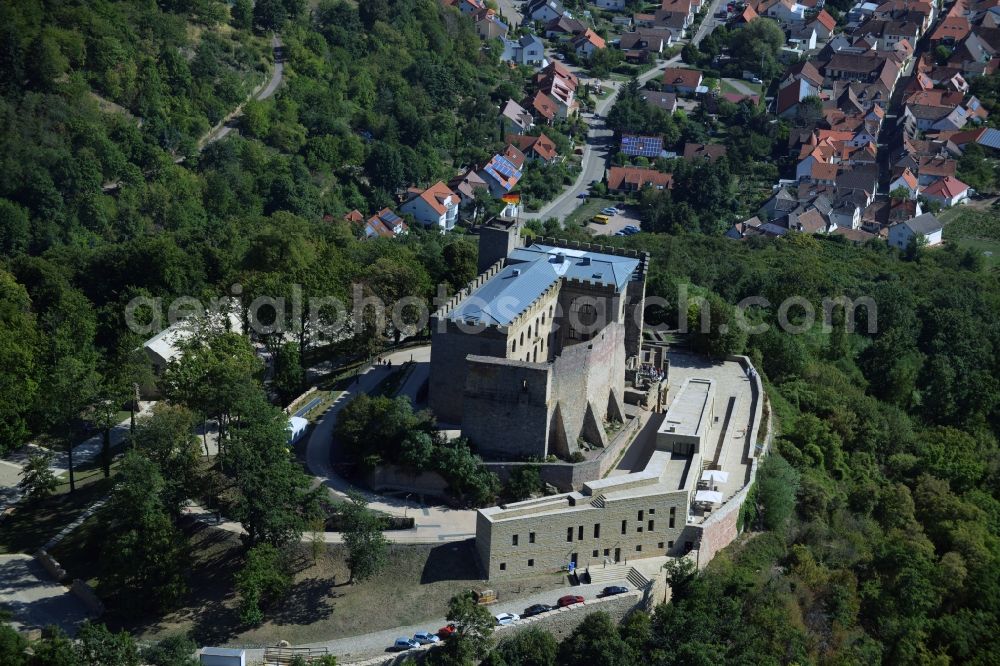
[0,403,155,513]
[185,345,478,544]
[0,555,94,635]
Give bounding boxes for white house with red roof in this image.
[400,181,461,231]
[921,175,970,207]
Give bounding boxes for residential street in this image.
[523,55,679,222]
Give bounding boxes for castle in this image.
[428,219,648,461]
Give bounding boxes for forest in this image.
[0,0,998,665]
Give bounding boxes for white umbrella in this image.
[695,490,722,504]
[701,470,730,484]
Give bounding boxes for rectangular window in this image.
[529,532,535,543]
[603,548,610,556]
[649,508,655,515]
[567,527,573,542]
[668,541,674,549]
[578,525,584,541]
[648,520,655,531]
[593,523,600,539]
[528,559,534,567]
[500,562,506,571]
[621,520,627,535]
[635,545,642,552]
[669,506,676,529]
[512,534,518,546]
[592,550,599,558]
[637,526,643,533]
[638,510,644,521]
[658,542,664,549]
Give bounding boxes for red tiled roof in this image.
[410,181,458,215]
[607,166,674,190]
[527,91,558,120]
[682,143,728,161]
[506,133,559,162]
[923,175,968,198]
[344,209,364,223]
[663,67,702,88]
[815,9,836,31]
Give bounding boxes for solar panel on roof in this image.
[382,211,401,223]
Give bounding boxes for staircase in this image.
[586,561,651,589]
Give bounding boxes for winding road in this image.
[199,34,285,149]
[522,56,680,222]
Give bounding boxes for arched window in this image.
[520,331,525,346]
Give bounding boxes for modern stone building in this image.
[476,376,717,579]
[428,220,648,461]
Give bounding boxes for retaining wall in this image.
[483,414,641,492]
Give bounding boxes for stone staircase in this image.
[586,561,651,590]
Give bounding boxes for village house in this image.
[662,67,704,94]
[888,212,944,248]
[506,133,560,163]
[501,99,534,136]
[606,166,674,192]
[921,175,970,207]
[400,181,461,231]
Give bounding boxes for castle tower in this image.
[477,216,524,273]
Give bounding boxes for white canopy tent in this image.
[701,470,730,484]
[695,490,723,504]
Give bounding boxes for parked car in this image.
[437,624,457,639]
[557,594,585,607]
[600,585,629,597]
[601,207,619,215]
[495,612,520,626]
[413,632,440,645]
[390,638,419,652]
[523,603,555,618]
[554,53,565,60]
[577,191,589,199]
[615,230,626,236]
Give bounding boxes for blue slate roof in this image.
[446,244,640,326]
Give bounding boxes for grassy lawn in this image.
[720,79,762,97]
[0,471,116,555]
[564,196,616,228]
[942,206,1000,267]
[67,524,570,648]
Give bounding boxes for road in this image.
[523,56,680,222]
[240,581,635,663]
[693,0,729,46]
[200,34,284,149]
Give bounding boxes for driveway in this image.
[0,555,94,635]
[523,55,680,222]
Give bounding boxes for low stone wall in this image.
[34,549,66,583]
[483,415,641,492]
[70,579,105,616]
[366,466,450,497]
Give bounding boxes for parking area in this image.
[587,206,643,236]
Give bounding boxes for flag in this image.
[502,192,521,204]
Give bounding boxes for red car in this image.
[557,594,585,607]
[437,624,457,639]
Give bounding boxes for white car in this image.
[495,612,520,626]
[413,631,440,645]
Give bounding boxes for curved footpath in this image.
[185,344,477,543]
